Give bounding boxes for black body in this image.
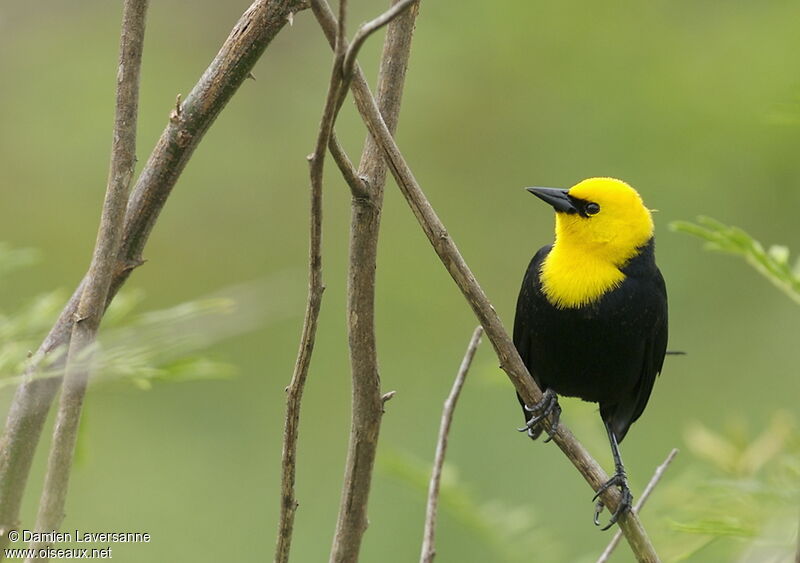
[513,238,668,442]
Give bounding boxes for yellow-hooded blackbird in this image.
[513,177,668,528]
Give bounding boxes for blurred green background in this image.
[1,1,799,561]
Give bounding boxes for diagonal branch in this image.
[421,326,482,563]
[329,131,368,198]
[28,0,148,557]
[313,8,661,561]
[597,448,679,563]
[0,0,307,553]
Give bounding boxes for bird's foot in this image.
[592,471,633,531]
[518,389,561,442]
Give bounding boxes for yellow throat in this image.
[540,178,654,309]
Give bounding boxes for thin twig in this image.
[342,0,417,79]
[323,0,416,127]
[273,0,354,557]
[26,1,148,559]
[313,7,660,561]
[0,0,307,553]
[420,326,482,563]
[328,131,368,198]
[597,449,679,563]
[313,1,420,561]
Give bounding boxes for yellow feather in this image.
[540,178,654,309]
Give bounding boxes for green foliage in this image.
[0,243,244,390]
[665,218,799,560]
[92,297,239,388]
[670,217,800,305]
[655,412,799,562]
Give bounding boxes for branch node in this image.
[121,257,146,273]
[247,72,257,81]
[169,94,182,123]
[329,131,370,198]
[381,390,396,406]
[353,193,375,207]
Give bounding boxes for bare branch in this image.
[342,0,417,80]
[597,449,679,563]
[329,132,369,198]
[321,0,415,137]
[0,0,307,552]
[276,0,419,558]
[314,7,660,561]
[273,0,357,556]
[336,0,347,59]
[27,1,148,558]
[306,1,420,561]
[421,326,482,563]
[272,165,326,562]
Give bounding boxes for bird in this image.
[512,177,668,529]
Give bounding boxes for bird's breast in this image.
[540,247,626,309]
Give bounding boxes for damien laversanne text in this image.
[21,530,151,543]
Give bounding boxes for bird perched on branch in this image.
[513,177,668,529]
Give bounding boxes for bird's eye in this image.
[585,202,600,215]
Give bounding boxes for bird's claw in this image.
[517,389,561,441]
[592,472,633,531]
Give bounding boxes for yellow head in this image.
[527,178,654,308]
[528,177,653,267]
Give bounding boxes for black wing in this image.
[513,245,551,438]
[601,265,668,442]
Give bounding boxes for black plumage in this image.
[513,236,668,528]
[513,238,668,442]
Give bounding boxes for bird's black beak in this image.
[525,187,578,214]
